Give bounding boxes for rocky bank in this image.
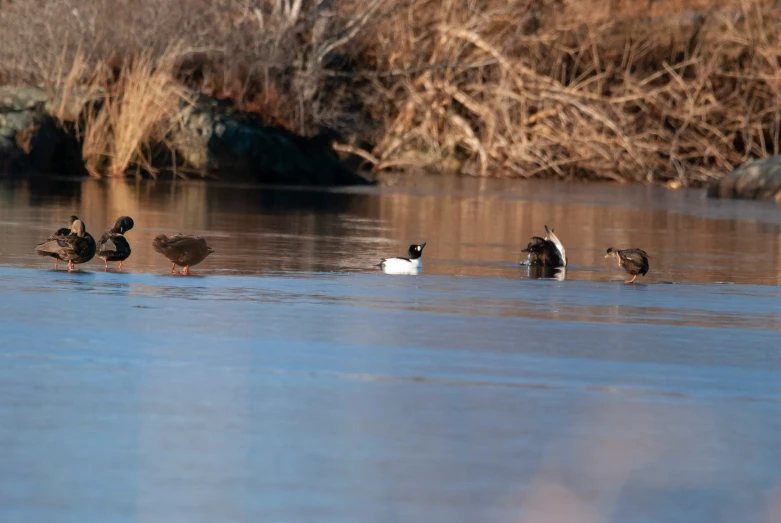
[707,156,781,202]
[0,86,370,186]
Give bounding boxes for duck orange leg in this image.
[625,274,637,284]
[54,259,59,271]
[104,260,109,271]
[68,261,75,272]
[182,265,190,275]
[171,263,177,274]
[119,261,123,271]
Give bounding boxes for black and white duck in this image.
[379,242,426,274]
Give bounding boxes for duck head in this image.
[71,219,86,237]
[408,242,426,260]
[112,216,135,234]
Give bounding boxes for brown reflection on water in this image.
[1,177,780,285]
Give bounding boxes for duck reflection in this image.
[525,265,566,281]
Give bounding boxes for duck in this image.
[97,216,134,271]
[379,242,426,274]
[521,225,567,267]
[38,215,80,270]
[35,218,97,271]
[152,234,214,275]
[605,247,649,283]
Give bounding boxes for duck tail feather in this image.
[544,225,567,267]
[35,240,61,256]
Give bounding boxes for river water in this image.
[0,177,780,523]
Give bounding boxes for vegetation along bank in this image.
[2,0,781,197]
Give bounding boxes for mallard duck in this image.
[605,247,649,283]
[35,219,97,271]
[97,216,134,271]
[152,234,214,275]
[36,215,80,270]
[521,225,567,267]
[379,242,426,274]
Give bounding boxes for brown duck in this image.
[35,218,97,271]
[36,215,79,270]
[152,234,214,275]
[605,247,649,283]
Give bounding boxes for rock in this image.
[0,86,84,176]
[707,156,781,202]
[172,96,370,185]
[0,86,369,185]
[0,86,48,113]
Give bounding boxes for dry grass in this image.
[97,49,189,177]
[45,45,190,178]
[3,0,781,184]
[353,0,781,185]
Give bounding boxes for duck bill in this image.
[420,242,427,249]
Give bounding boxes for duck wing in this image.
[35,235,71,259]
[619,249,649,274]
[36,234,82,261]
[98,232,130,260]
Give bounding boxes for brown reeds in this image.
[95,49,189,178]
[46,45,190,178]
[353,0,781,185]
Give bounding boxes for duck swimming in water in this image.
[152,234,214,275]
[605,247,649,283]
[379,242,426,274]
[97,216,134,271]
[521,225,567,267]
[35,218,97,271]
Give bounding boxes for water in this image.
[0,177,780,523]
